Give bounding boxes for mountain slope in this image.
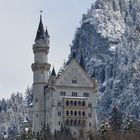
[69,0,140,120]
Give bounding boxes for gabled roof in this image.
[55,59,95,88]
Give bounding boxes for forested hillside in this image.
[69,0,140,121]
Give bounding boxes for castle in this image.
[31,14,97,138]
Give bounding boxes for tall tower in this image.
[31,14,50,133]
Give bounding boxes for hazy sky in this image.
[0,0,95,99]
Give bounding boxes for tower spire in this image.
[35,11,45,41]
[51,66,56,76]
[45,26,50,38]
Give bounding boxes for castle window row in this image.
[83,92,89,97]
[60,91,90,97]
[72,92,77,97]
[65,119,86,127]
[66,100,86,107]
[72,77,77,84]
[66,110,86,117]
[60,91,66,96]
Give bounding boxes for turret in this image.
[51,66,56,77]
[32,13,50,133]
[48,67,56,87]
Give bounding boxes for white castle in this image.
[31,14,97,138]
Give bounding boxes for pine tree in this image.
[25,86,33,106]
[53,125,75,140]
[109,106,123,131]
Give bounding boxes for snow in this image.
[109,45,117,51]
[69,0,140,121]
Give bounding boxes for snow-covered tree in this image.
[25,86,33,106]
[109,106,123,131]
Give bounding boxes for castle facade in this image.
[31,14,97,138]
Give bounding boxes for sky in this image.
[0,0,95,99]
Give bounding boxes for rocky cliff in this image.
[69,0,140,120]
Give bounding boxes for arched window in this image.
[66,111,69,116]
[74,101,77,106]
[66,119,69,125]
[70,101,73,106]
[35,98,38,103]
[70,111,73,116]
[82,111,85,117]
[74,111,77,116]
[78,111,81,116]
[78,101,81,106]
[82,101,85,107]
[66,101,69,106]
[74,119,77,126]
[70,119,73,126]
[78,120,81,126]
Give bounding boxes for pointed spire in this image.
[51,66,56,76]
[45,26,50,38]
[35,11,45,41]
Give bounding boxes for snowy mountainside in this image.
[69,0,140,120]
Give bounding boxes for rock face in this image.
[69,0,140,120]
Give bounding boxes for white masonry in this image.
[32,15,97,138]
[31,15,50,133]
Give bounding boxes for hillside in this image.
[69,0,140,120]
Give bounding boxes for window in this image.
[74,120,77,126]
[74,101,77,106]
[74,111,77,116]
[60,91,66,96]
[36,114,38,118]
[66,119,69,125]
[89,122,92,127]
[78,111,81,116]
[35,98,38,103]
[70,119,73,126]
[82,101,86,107]
[41,71,43,74]
[88,113,92,118]
[58,112,61,116]
[70,111,73,116]
[58,121,61,126]
[78,101,81,106]
[57,102,61,106]
[72,78,77,84]
[66,111,69,116]
[88,103,92,108]
[82,111,85,117]
[66,101,69,106]
[72,92,77,97]
[70,101,73,106]
[83,92,89,97]
[78,120,81,126]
